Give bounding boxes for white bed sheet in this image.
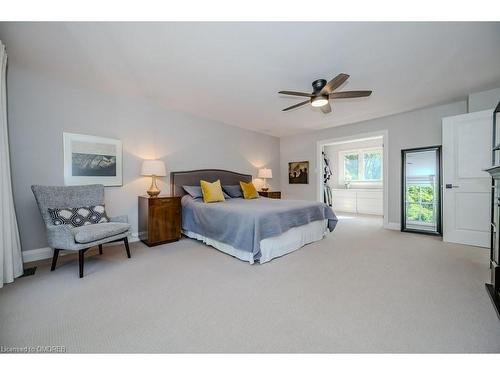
[183,219,329,264]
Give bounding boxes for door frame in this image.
[401,145,442,235]
[316,129,389,229]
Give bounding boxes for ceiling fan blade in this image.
[279,90,313,97]
[320,73,350,95]
[320,102,332,114]
[282,100,310,111]
[330,90,372,99]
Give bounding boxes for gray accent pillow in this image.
[183,185,203,199]
[223,185,243,198]
[183,185,231,199]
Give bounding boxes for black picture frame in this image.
[401,146,442,235]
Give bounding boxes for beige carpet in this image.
[1,214,499,353]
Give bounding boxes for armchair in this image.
[31,184,131,278]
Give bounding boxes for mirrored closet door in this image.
[401,146,441,235]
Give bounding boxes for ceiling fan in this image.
[279,73,372,113]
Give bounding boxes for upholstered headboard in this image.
[170,169,253,197]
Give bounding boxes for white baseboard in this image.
[22,247,55,263]
[384,222,401,231]
[22,233,139,263]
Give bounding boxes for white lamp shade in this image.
[141,160,166,176]
[258,168,272,179]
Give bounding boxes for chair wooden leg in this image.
[79,249,87,278]
[124,237,131,258]
[98,244,103,255]
[51,249,60,271]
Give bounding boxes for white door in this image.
[442,110,493,247]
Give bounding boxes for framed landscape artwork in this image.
[63,132,123,186]
[288,161,309,184]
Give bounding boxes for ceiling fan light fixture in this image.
[311,96,329,108]
[279,74,372,112]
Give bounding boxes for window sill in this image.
[339,182,383,188]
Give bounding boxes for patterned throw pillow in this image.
[48,205,110,228]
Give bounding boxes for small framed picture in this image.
[289,161,309,184]
[63,132,122,186]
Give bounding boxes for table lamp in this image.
[258,168,272,192]
[141,160,166,198]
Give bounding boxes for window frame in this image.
[339,147,383,185]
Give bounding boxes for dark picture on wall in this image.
[72,146,117,177]
[63,132,123,186]
[289,161,309,184]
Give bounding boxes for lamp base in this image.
[147,175,161,198]
[261,187,269,192]
[147,189,161,198]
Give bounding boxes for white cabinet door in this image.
[442,110,492,247]
[357,191,383,215]
[332,190,357,213]
[331,189,383,215]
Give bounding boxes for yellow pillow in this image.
[200,179,225,203]
[240,181,259,199]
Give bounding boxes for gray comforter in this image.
[182,195,338,260]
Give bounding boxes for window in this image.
[341,148,382,183]
[344,153,359,181]
[406,181,436,224]
[363,151,382,180]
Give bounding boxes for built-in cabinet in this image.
[331,188,383,215]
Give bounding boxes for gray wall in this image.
[8,67,280,251]
[280,100,467,225]
[468,87,500,112]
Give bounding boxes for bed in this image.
[171,169,338,264]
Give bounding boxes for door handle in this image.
[445,184,459,189]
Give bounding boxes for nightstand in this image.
[138,196,181,247]
[258,191,281,199]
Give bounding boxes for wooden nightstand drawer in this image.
[258,191,281,199]
[150,197,177,206]
[139,196,181,247]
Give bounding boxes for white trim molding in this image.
[384,222,401,231]
[22,247,55,263]
[22,233,139,263]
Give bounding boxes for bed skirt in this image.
[183,219,329,264]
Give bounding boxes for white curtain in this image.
[0,40,23,287]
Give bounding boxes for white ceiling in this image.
[1,22,500,137]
